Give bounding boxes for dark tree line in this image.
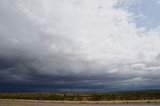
[0,90,160,101]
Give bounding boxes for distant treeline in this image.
[0,90,160,101]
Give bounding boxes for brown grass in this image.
[0,99,160,104]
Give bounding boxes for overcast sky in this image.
[0,0,160,92]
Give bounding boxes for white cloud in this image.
[0,0,160,89]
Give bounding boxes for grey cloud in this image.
[0,0,160,91]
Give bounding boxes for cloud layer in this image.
[0,0,160,91]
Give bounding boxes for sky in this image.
[0,0,160,92]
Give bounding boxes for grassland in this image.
[0,90,160,104]
[0,99,160,104]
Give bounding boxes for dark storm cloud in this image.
[0,0,160,91]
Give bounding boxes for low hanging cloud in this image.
[0,0,160,91]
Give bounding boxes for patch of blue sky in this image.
[116,0,160,30]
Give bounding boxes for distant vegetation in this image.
[0,90,160,101]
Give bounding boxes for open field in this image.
[1,99,160,104]
[0,99,160,106]
[1,90,160,105]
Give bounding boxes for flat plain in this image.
[0,99,160,106]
